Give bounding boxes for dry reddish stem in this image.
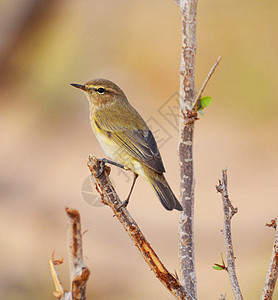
[50,208,90,300]
[87,155,191,300]
[66,207,90,300]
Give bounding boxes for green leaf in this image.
[213,265,225,271]
[200,96,212,109]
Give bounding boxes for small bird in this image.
[71,79,182,211]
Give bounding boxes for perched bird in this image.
[71,79,182,211]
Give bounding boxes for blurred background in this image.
[1,0,278,299]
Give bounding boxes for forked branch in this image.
[87,155,192,300]
[216,169,243,300]
[50,208,90,300]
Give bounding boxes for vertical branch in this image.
[176,0,198,298]
[66,208,90,300]
[216,169,243,300]
[50,208,90,300]
[261,218,278,300]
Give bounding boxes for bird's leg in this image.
[101,158,125,169]
[124,173,138,205]
[117,173,139,210]
[96,158,125,178]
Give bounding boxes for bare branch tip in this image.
[65,207,80,219]
[51,252,64,266]
[87,154,97,167]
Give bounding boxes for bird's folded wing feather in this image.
[93,105,165,174]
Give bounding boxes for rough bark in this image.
[261,218,278,300]
[50,208,90,300]
[87,155,191,300]
[216,169,243,300]
[175,1,198,298]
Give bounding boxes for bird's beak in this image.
[70,83,87,91]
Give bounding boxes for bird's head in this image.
[70,79,127,109]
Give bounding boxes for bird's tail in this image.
[148,172,183,211]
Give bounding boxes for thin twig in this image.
[87,155,192,300]
[261,218,278,300]
[49,254,66,299]
[192,56,222,111]
[50,208,90,300]
[216,169,243,300]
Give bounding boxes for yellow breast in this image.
[90,116,146,178]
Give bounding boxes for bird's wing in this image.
[93,104,165,174]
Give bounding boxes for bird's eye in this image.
[97,87,105,94]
